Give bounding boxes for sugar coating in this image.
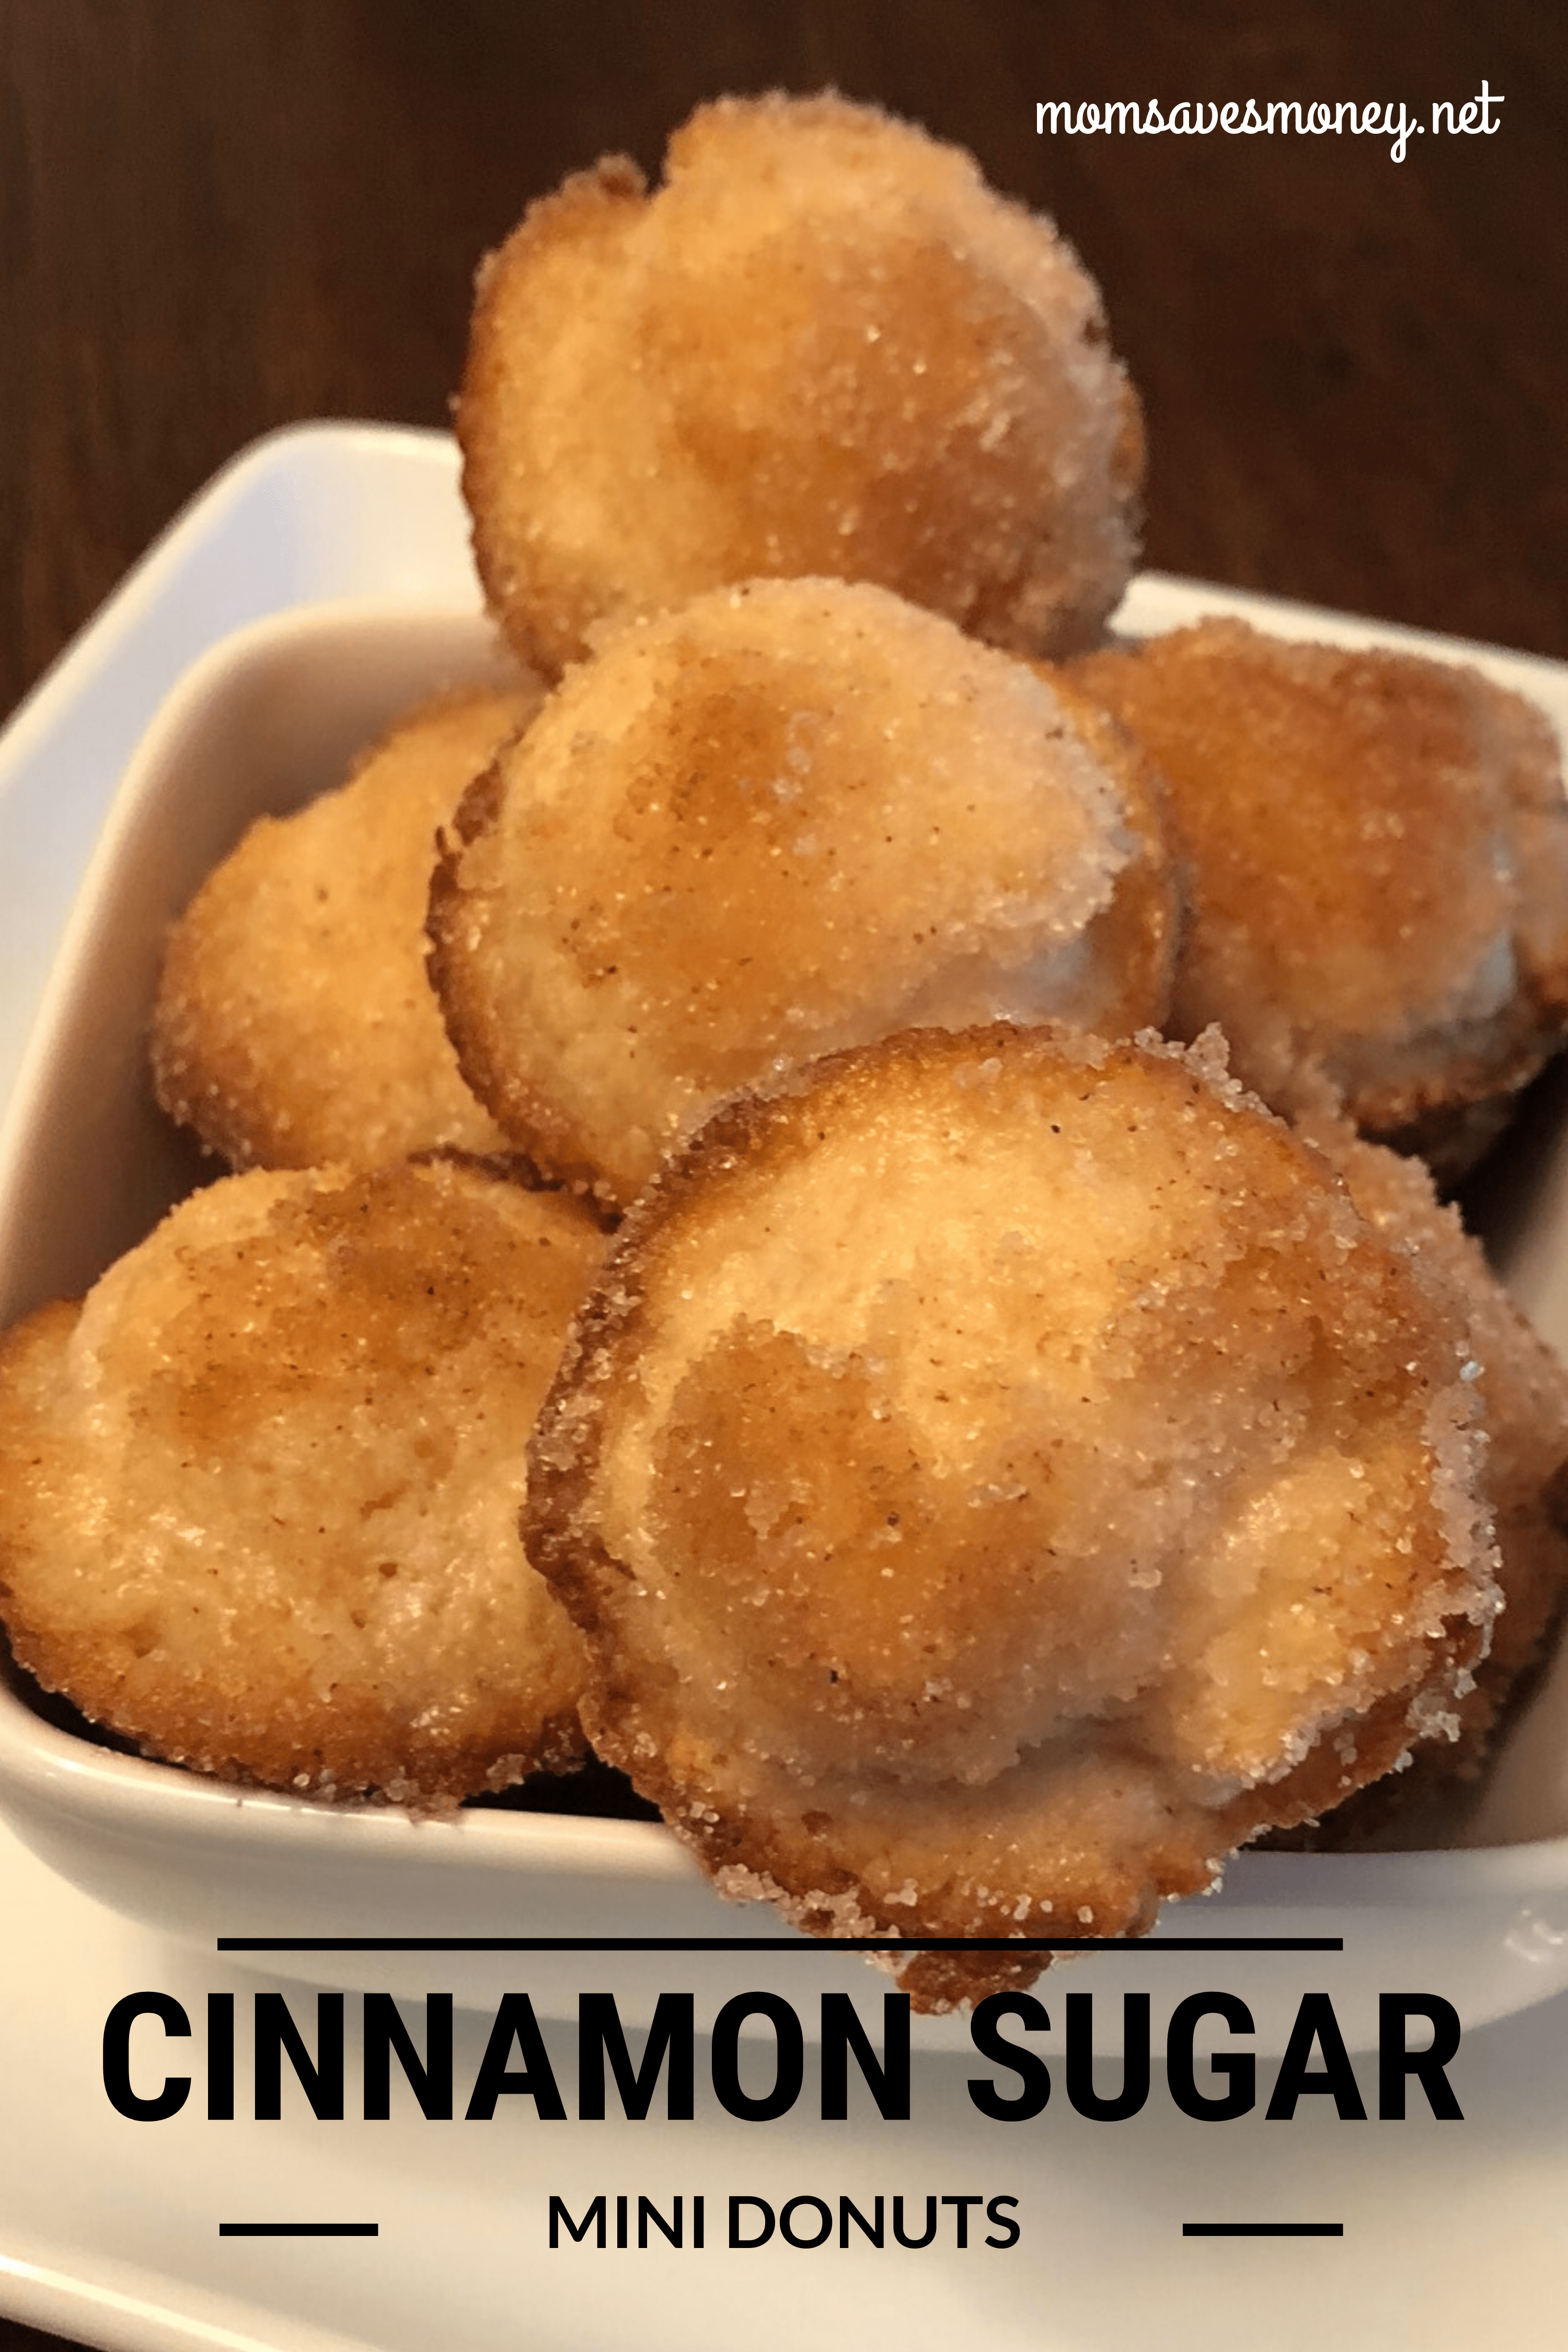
[526,1025,1500,2006]
[1070,619,1568,1170]
[459,93,1143,676]
[153,685,542,1171]
[1300,1112,1568,1804]
[429,580,1177,1206]
[0,1160,606,1805]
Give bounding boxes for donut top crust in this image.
[429,579,1176,1205]
[526,1025,1498,1999]
[1070,619,1568,1140]
[459,92,1143,674]
[0,1159,605,1805]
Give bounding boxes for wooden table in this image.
[1,4,1563,2347]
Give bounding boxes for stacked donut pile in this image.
[4,96,1567,2007]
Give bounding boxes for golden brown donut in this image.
[1297,1112,1568,1819]
[526,1025,1500,2007]
[153,684,541,1171]
[429,578,1178,1208]
[459,93,1143,675]
[1069,618,1568,1175]
[0,1158,605,1806]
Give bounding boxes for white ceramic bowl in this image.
[7,442,1568,2058]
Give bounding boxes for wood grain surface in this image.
[0,3,1563,2348]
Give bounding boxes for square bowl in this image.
[5,428,1568,2058]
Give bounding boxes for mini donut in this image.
[1300,1111,1568,1804]
[0,1158,605,1806]
[458,92,1143,675]
[1069,618,1568,1174]
[525,1025,1499,2008]
[428,578,1178,1207]
[153,684,542,1171]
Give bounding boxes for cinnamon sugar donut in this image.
[0,1159,604,1805]
[459,93,1143,675]
[527,1025,1499,2006]
[429,578,1177,1207]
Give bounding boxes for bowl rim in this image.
[7,1645,1568,1908]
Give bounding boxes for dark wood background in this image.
[4,0,1566,737]
[1,2,1563,2345]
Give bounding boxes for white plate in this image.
[5,425,1568,2349]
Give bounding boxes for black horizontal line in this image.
[1183,2223,1344,2238]
[218,2223,378,2238]
[216,1935,1342,1954]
